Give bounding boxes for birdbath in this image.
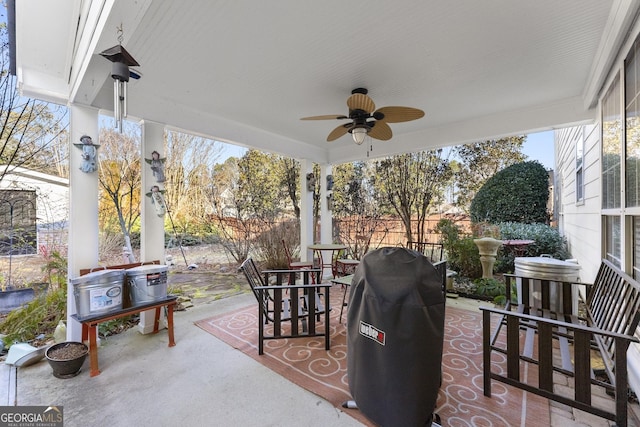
[473,237,503,279]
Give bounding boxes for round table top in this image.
[502,239,535,245]
[308,243,348,250]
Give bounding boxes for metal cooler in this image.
[514,256,581,313]
[346,247,445,426]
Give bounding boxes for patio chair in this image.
[412,241,444,263]
[282,240,316,283]
[239,258,331,355]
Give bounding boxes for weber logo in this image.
[359,321,385,345]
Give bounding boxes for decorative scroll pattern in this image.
[196,286,550,426]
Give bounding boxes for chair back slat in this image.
[586,260,640,363]
[239,258,271,318]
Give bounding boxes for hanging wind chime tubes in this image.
[99,42,140,132]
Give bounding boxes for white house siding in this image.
[556,11,640,394]
[0,166,69,255]
[555,124,602,283]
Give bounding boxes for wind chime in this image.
[99,25,140,133]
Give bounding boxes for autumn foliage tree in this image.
[0,22,68,180]
[97,126,142,261]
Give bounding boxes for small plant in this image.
[98,316,138,338]
[472,277,505,299]
[41,251,68,290]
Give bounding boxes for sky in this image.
[522,130,554,169]
[215,130,557,169]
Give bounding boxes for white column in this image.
[66,105,100,341]
[319,164,332,244]
[299,159,314,262]
[138,120,166,333]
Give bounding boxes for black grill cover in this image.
[347,247,445,426]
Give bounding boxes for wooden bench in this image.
[74,261,176,377]
[480,260,640,426]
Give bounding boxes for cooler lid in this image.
[126,264,167,274]
[515,257,580,269]
[70,269,124,285]
[514,257,580,279]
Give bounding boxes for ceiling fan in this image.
[301,88,425,145]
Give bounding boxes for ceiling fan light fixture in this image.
[351,126,368,145]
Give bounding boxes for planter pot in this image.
[473,237,503,279]
[45,342,88,379]
[0,288,35,314]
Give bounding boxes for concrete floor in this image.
[0,293,362,427]
[1,292,638,426]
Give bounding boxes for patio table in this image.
[308,243,347,278]
[502,239,534,257]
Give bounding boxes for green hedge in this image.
[470,161,549,224]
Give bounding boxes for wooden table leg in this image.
[167,303,176,347]
[87,323,100,377]
[153,307,161,333]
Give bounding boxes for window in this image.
[604,215,622,267]
[602,74,622,210]
[626,37,640,207]
[0,190,37,256]
[634,217,640,279]
[576,127,585,203]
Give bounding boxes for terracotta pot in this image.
[45,342,88,379]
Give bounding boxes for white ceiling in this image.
[13,0,640,164]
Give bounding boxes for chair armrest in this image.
[480,306,639,343]
[258,284,332,291]
[263,268,322,274]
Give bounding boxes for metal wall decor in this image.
[145,150,166,183]
[74,135,99,173]
[306,173,316,192]
[146,185,167,217]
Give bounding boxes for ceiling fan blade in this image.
[375,106,425,123]
[301,114,349,120]
[327,123,350,142]
[347,93,376,113]
[368,121,392,140]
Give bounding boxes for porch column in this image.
[300,159,314,262]
[138,120,166,333]
[66,105,100,341]
[319,164,333,244]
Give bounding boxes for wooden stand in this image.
[72,295,177,377]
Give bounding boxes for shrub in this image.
[436,219,482,278]
[495,222,570,273]
[470,161,549,224]
[0,287,67,346]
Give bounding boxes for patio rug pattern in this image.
[195,285,550,426]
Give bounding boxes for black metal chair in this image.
[413,241,445,263]
[239,258,331,355]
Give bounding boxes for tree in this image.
[470,160,549,224]
[374,150,453,246]
[332,161,386,258]
[163,131,223,237]
[280,157,301,219]
[454,137,527,211]
[98,126,142,262]
[0,23,68,180]
[210,150,295,263]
